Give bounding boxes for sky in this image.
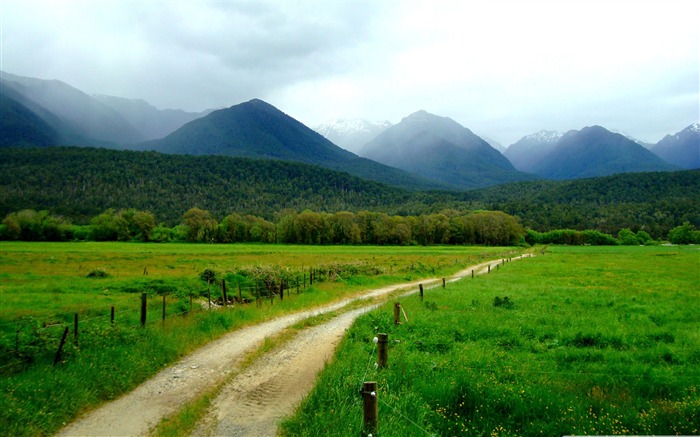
[1,0,698,146]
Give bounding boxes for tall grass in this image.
[280,246,700,436]
[0,242,511,435]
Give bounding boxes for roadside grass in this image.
[0,242,511,436]
[280,245,700,436]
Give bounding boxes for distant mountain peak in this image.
[687,122,699,133]
[315,118,392,154]
[523,130,563,143]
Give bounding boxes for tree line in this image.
[2,207,699,246]
[0,207,526,246]
[2,147,699,241]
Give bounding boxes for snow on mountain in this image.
[315,118,392,154]
[610,129,654,149]
[521,130,563,144]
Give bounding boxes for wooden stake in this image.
[279,281,284,301]
[73,313,79,343]
[419,284,424,301]
[222,279,228,308]
[53,326,69,366]
[442,278,446,288]
[110,306,115,324]
[362,381,378,436]
[472,269,474,279]
[377,333,388,368]
[140,292,147,327]
[393,302,401,325]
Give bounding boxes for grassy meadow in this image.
[281,245,700,436]
[0,241,512,436]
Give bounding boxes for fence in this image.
[0,268,329,374]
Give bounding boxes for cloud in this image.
[1,0,698,144]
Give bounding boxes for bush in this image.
[668,222,700,245]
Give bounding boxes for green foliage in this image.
[1,147,698,240]
[668,222,700,244]
[85,268,110,278]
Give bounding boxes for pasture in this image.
[0,241,511,436]
[281,245,700,436]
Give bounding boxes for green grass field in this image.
[280,245,700,436]
[0,241,513,436]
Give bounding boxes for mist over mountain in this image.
[140,99,447,191]
[315,118,392,154]
[359,110,536,189]
[504,130,563,173]
[0,93,60,147]
[92,94,213,141]
[529,125,678,179]
[650,123,700,169]
[0,71,143,144]
[482,136,506,153]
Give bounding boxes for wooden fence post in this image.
[472,269,474,279]
[419,284,424,301]
[140,292,147,327]
[377,333,388,368]
[393,302,401,325]
[53,326,69,366]
[222,279,228,308]
[279,281,284,301]
[362,381,378,436]
[74,313,79,344]
[488,265,491,273]
[442,278,446,288]
[111,306,115,325]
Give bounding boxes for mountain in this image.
[611,129,654,149]
[92,94,212,141]
[315,118,392,154]
[482,136,506,154]
[650,123,700,169]
[359,110,537,189]
[504,130,563,173]
[529,125,678,179]
[140,99,447,191]
[0,93,60,147]
[0,71,143,145]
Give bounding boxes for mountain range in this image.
[650,123,700,170]
[137,99,447,191]
[1,71,697,191]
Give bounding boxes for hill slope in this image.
[140,99,447,191]
[0,146,412,224]
[0,93,60,147]
[529,126,678,179]
[92,94,212,141]
[359,110,537,189]
[0,71,143,145]
[650,123,700,169]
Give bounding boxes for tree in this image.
[182,208,218,242]
[668,222,699,244]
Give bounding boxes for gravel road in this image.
[57,255,528,436]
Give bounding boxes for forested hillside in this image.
[456,170,700,237]
[1,147,698,239]
[0,147,412,224]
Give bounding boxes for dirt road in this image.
[57,255,528,436]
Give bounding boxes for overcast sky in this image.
[1,0,698,145]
